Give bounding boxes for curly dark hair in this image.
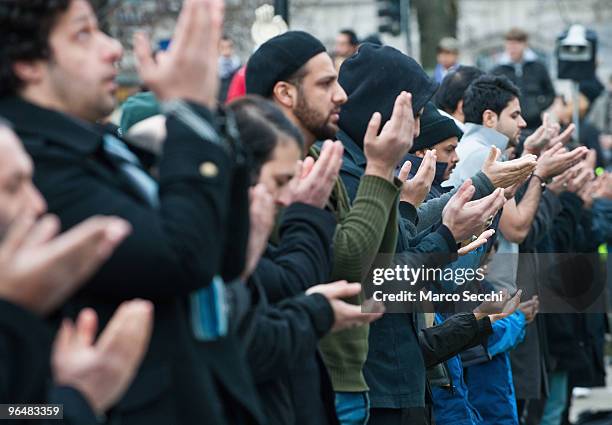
[0,0,71,97]
[463,74,521,125]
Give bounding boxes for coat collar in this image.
[0,96,104,155]
[335,129,367,168]
[462,123,509,151]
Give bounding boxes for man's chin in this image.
[314,124,338,141]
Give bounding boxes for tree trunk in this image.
[413,0,458,71]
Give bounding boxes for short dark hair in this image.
[463,74,521,124]
[435,65,485,114]
[228,95,304,182]
[339,29,359,46]
[285,63,309,90]
[0,0,71,96]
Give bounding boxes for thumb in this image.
[484,147,500,166]
[327,282,363,300]
[301,156,315,179]
[398,161,412,181]
[75,308,99,346]
[133,32,156,79]
[364,112,382,146]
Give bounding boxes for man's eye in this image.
[76,29,92,41]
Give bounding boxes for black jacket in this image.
[243,276,336,425]
[258,203,336,303]
[492,59,555,129]
[244,203,338,425]
[0,300,102,424]
[0,97,265,425]
[419,313,492,368]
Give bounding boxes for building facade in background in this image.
[105,0,612,95]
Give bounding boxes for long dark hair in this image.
[228,95,304,182]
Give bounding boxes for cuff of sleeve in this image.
[358,174,402,202]
[399,201,418,223]
[435,225,458,253]
[305,293,335,336]
[0,300,49,341]
[477,316,493,339]
[48,386,103,424]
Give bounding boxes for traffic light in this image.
[377,0,401,36]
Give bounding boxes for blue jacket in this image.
[431,313,484,425]
[465,352,520,425]
[461,311,525,425]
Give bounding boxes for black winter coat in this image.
[0,97,265,425]
[492,60,555,129]
[245,202,339,425]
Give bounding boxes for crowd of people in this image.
[0,0,611,425]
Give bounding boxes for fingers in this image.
[553,123,575,145]
[421,150,437,173]
[399,92,414,138]
[333,302,384,331]
[398,161,412,182]
[51,216,131,263]
[453,179,475,205]
[388,92,410,135]
[52,318,75,355]
[485,147,501,166]
[543,142,564,158]
[21,214,60,248]
[469,188,504,216]
[300,156,316,179]
[458,229,495,256]
[133,32,156,80]
[0,214,36,257]
[363,112,382,147]
[326,281,363,300]
[97,299,154,361]
[169,0,198,52]
[75,308,99,347]
[506,289,523,312]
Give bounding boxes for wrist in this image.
[532,173,548,189]
[473,311,487,320]
[365,162,394,182]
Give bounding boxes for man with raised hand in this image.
[0,119,155,424]
[245,31,415,425]
[246,31,434,424]
[0,0,263,423]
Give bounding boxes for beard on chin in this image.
[294,96,337,141]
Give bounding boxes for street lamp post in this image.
[274,0,289,25]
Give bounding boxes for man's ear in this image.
[12,60,45,86]
[482,109,498,128]
[456,99,464,119]
[414,149,426,158]
[272,81,297,109]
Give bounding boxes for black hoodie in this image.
[338,43,438,149]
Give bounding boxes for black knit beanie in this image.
[246,31,327,98]
[410,102,463,153]
[338,43,438,148]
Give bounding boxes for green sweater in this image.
[312,148,402,392]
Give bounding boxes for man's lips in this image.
[105,73,118,91]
